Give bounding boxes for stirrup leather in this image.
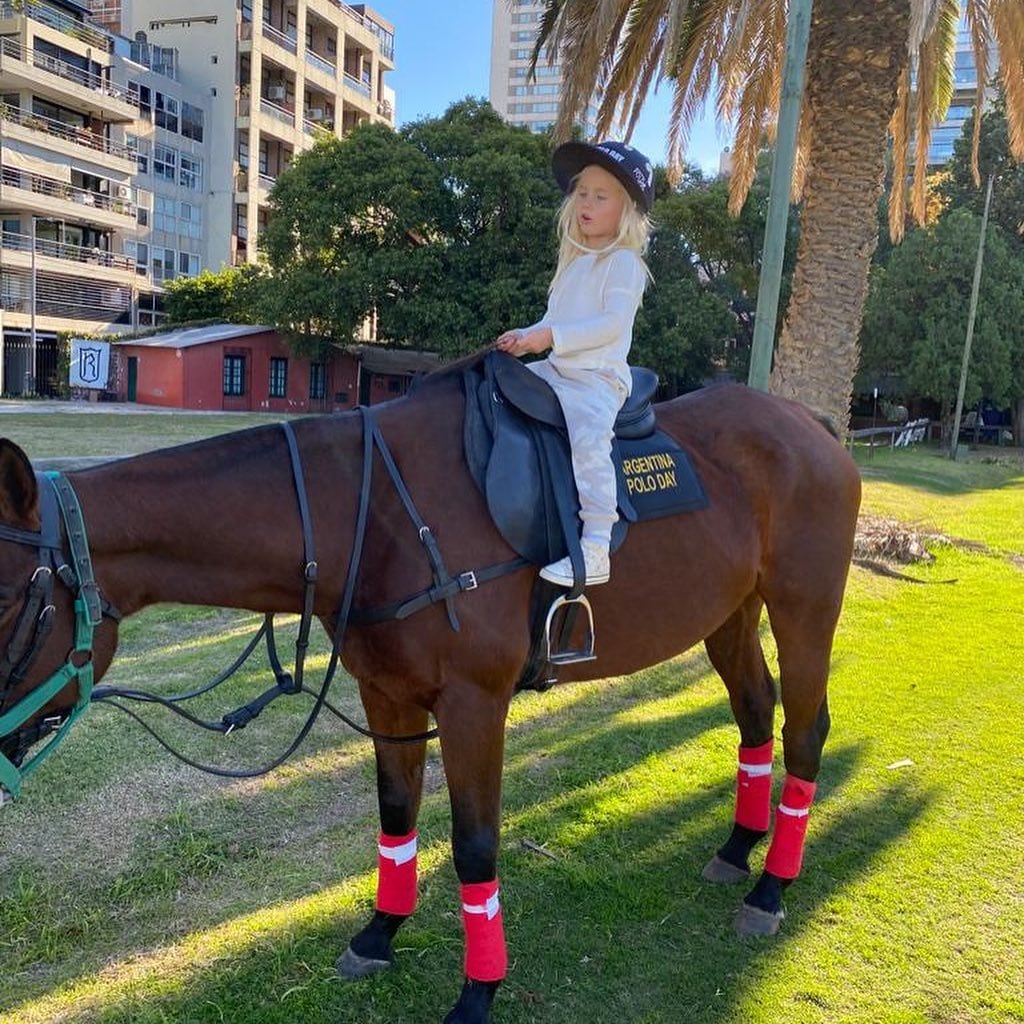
[544,593,596,665]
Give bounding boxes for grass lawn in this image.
[1,426,1022,1024]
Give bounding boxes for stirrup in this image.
[544,593,596,665]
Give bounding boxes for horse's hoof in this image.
[734,902,785,937]
[702,854,750,884]
[336,945,393,979]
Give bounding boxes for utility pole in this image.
[747,0,813,391]
[949,173,994,459]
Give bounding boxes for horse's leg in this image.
[702,593,777,884]
[338,687,429,978]
[734,585,839,937]
[434,681,511,1024]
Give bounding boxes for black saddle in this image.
[463,352,707,570]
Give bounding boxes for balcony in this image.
[259,97,296,129]
[261,21,297,56]
[305,49,336,79]
[0,36,136,120]
[319,0,394,61]
[1,166,136,227]
[0,102,135,164]
[0,0,112,52]
[1,229,134,274]
[343,72,370,98]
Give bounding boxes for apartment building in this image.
[0,0,395,396]
[0,0,139,394]
[489,0,596,136]
[109,0,395,268]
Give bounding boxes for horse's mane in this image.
[407,346,491,398]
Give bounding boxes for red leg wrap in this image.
[375,831,418,915]
[460,879,508,982]
[735,738,774,831]
[764,775,817,879]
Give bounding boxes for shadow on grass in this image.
[853,445,1024,497]
[0,642,934,1024]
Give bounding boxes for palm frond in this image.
[963,0,992,185]
[911,0,957,224]
[660,0,695,79]
[535,0,633,141]
[990,0,1024,160]
[599,0,669,139]
[889,64,912,242]
[727,0,786,215]
[908,0,945,55]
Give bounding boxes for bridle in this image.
[0,409,529,804]
[0,470,111,803]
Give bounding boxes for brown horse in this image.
[0,368,860,1024]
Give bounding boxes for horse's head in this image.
[0,438,118,802]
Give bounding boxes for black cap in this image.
[552,140,655,213]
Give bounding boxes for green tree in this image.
[940,95,1024,248]
[859,208,1024,435]
[260,101,560,359]
[632,222,736,394]
[163,265,265,324]
[259,120,441,358]
[536,0,1024,433]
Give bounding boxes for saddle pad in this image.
[615,430,708,522]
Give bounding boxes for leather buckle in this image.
[459,571,478,592]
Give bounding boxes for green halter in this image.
[0,472,101,803]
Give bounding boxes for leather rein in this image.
[0,406,527,801]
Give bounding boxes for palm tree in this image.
[535,0,1024,430]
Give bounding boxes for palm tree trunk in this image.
[769,0,911,435]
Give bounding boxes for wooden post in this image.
[949,173,994,458]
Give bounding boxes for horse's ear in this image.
[0,439,39,529]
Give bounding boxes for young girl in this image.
[495,140,654,586]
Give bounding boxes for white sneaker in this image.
[540,539,611,587]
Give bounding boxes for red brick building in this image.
[112,325,439,412]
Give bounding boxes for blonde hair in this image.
[551,174,653,291]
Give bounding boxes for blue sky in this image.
[376,0,727,174]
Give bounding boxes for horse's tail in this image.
[813,413,841,441]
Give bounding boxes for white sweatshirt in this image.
[528,247,647,394]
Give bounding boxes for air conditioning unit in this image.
[115,183,132,200]
[267,85,286,100]
[309,107,324,120]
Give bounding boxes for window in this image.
[224,354,246,396]
[155,92,179,132]
[181,102,204,142]
[126,133,150,174]
[269,357,288,398]
[133,241,148,275]
[129,81,152,118]
[180,153,203,191]
[237,137,249,169]
[179,201,202,238]
[153,195,176,233]
[309,362,326,400]
[154,143,177,181]
[178,251,200,276]
[151,247,176,282]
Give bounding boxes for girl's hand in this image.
[494,330,523,352]
[494,327,552,357]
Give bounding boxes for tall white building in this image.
[489,0,595,136]
[109,0,395,268]
[0,0,396,396]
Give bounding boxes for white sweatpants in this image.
[528,361,627,548]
